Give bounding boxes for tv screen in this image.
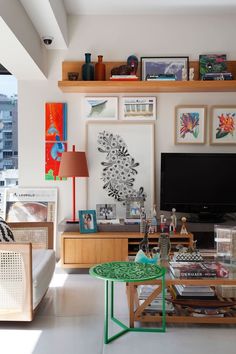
[160,153,236,220]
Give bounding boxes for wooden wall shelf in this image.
[58,60,236,93]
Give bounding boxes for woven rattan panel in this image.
[0,251,25,311]
[13,228,48,249]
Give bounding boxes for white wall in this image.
[18,14,236,246]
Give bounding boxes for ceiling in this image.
[17,0,236,50]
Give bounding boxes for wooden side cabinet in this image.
[60,231,193,268]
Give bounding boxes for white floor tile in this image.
[0,269,236,354]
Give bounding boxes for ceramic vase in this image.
[95,55,106,80]
[82,53,94,81]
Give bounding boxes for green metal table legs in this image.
[103,276,166,344]
[104,280,129,344]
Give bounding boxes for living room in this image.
[0,1,236,353]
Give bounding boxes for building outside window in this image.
[0,66,18,188]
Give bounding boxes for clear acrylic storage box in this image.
[214,225,236,263]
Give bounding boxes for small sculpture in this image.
[149,204,158,233]
[180,216,188,235]
[139,221,150,255]
[158,233,171,261]
[140,206,146,234]
[189,67,195,81]
[171,208,177,233]
[111,55,138,76]
[160,214,165,233]
[182,68,187,81]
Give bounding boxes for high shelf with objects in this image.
[58,61,236,93]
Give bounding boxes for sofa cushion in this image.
[32,249,55,309]
[0,218,15,242]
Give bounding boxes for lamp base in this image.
[66,219,80,224]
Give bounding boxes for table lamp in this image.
[58,145,89,223]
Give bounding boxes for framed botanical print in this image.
[210,106,236,145]
[86,121,155,218]
[175,105,207,144]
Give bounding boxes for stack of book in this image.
[138,285,175,313]
[170,284,216,300]
[169,261,229,279]
[109,75,139,81]
[146,74,177,81]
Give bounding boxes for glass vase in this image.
[82,53,94,81]
[95,55,106,81]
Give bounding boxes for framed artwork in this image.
[83,97,118,119]
[45,102,67,180]
[175,105,206,144]
[96,203,116,220]
[86,121,155,218]
[141,57,189,81]
[126,197,144,219]
[78,209,97,233]
[120,97,157,120]
[210,106,236,145]
[4,187,58,243]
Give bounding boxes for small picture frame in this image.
[141,57,189,81]
[78,209,97,233]
[210,106,236,145]
[175,105,207,144]
[126,197,144,219]
[96,203,116,220]
[83,97,118,119]
[120,97,157,120]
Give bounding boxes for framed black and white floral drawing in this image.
[83,97,118,119]
[120,97,157,120]
[210,106,236,145]
[175,105,206,144]
[86,121,155,218]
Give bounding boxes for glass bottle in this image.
[95,55,106,80]
[82,53,94,81]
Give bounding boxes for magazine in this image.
[169,262,229,279]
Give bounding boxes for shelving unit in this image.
[60,231,193,268]
[58,60,236,93]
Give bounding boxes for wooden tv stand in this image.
[60,231,193,268]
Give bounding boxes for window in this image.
[0,70,18,188]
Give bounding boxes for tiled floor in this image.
[0,265,236,354]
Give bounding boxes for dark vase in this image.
[95,55,106,80]
[82,53,94,81]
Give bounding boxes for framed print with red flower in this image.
[210,106,236,145]
[175,105,206,144]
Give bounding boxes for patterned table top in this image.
[89,261,165,282]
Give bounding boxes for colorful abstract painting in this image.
[175,105,206,144]
[210,106,236,144]
[45,103,67,180]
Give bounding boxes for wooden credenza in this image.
[60,232,193,268]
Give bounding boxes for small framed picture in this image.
[96,203,116,220]
[126,197,144,219]
[210,106,236,145]
[141,57,189,81]
[175,105,207,144]
[83,97,118,119]
[120,97,156,120]
[78,209,97,233]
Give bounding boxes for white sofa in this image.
[0,222,55,321]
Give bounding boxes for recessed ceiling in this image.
[64,0,236,15]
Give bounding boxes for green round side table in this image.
[90,261,166,344]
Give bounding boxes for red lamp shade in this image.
[58,145,89,222]
[58,151,89,178]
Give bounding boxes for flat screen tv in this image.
[160,153,236,222]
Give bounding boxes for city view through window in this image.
[0,74,18,188]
